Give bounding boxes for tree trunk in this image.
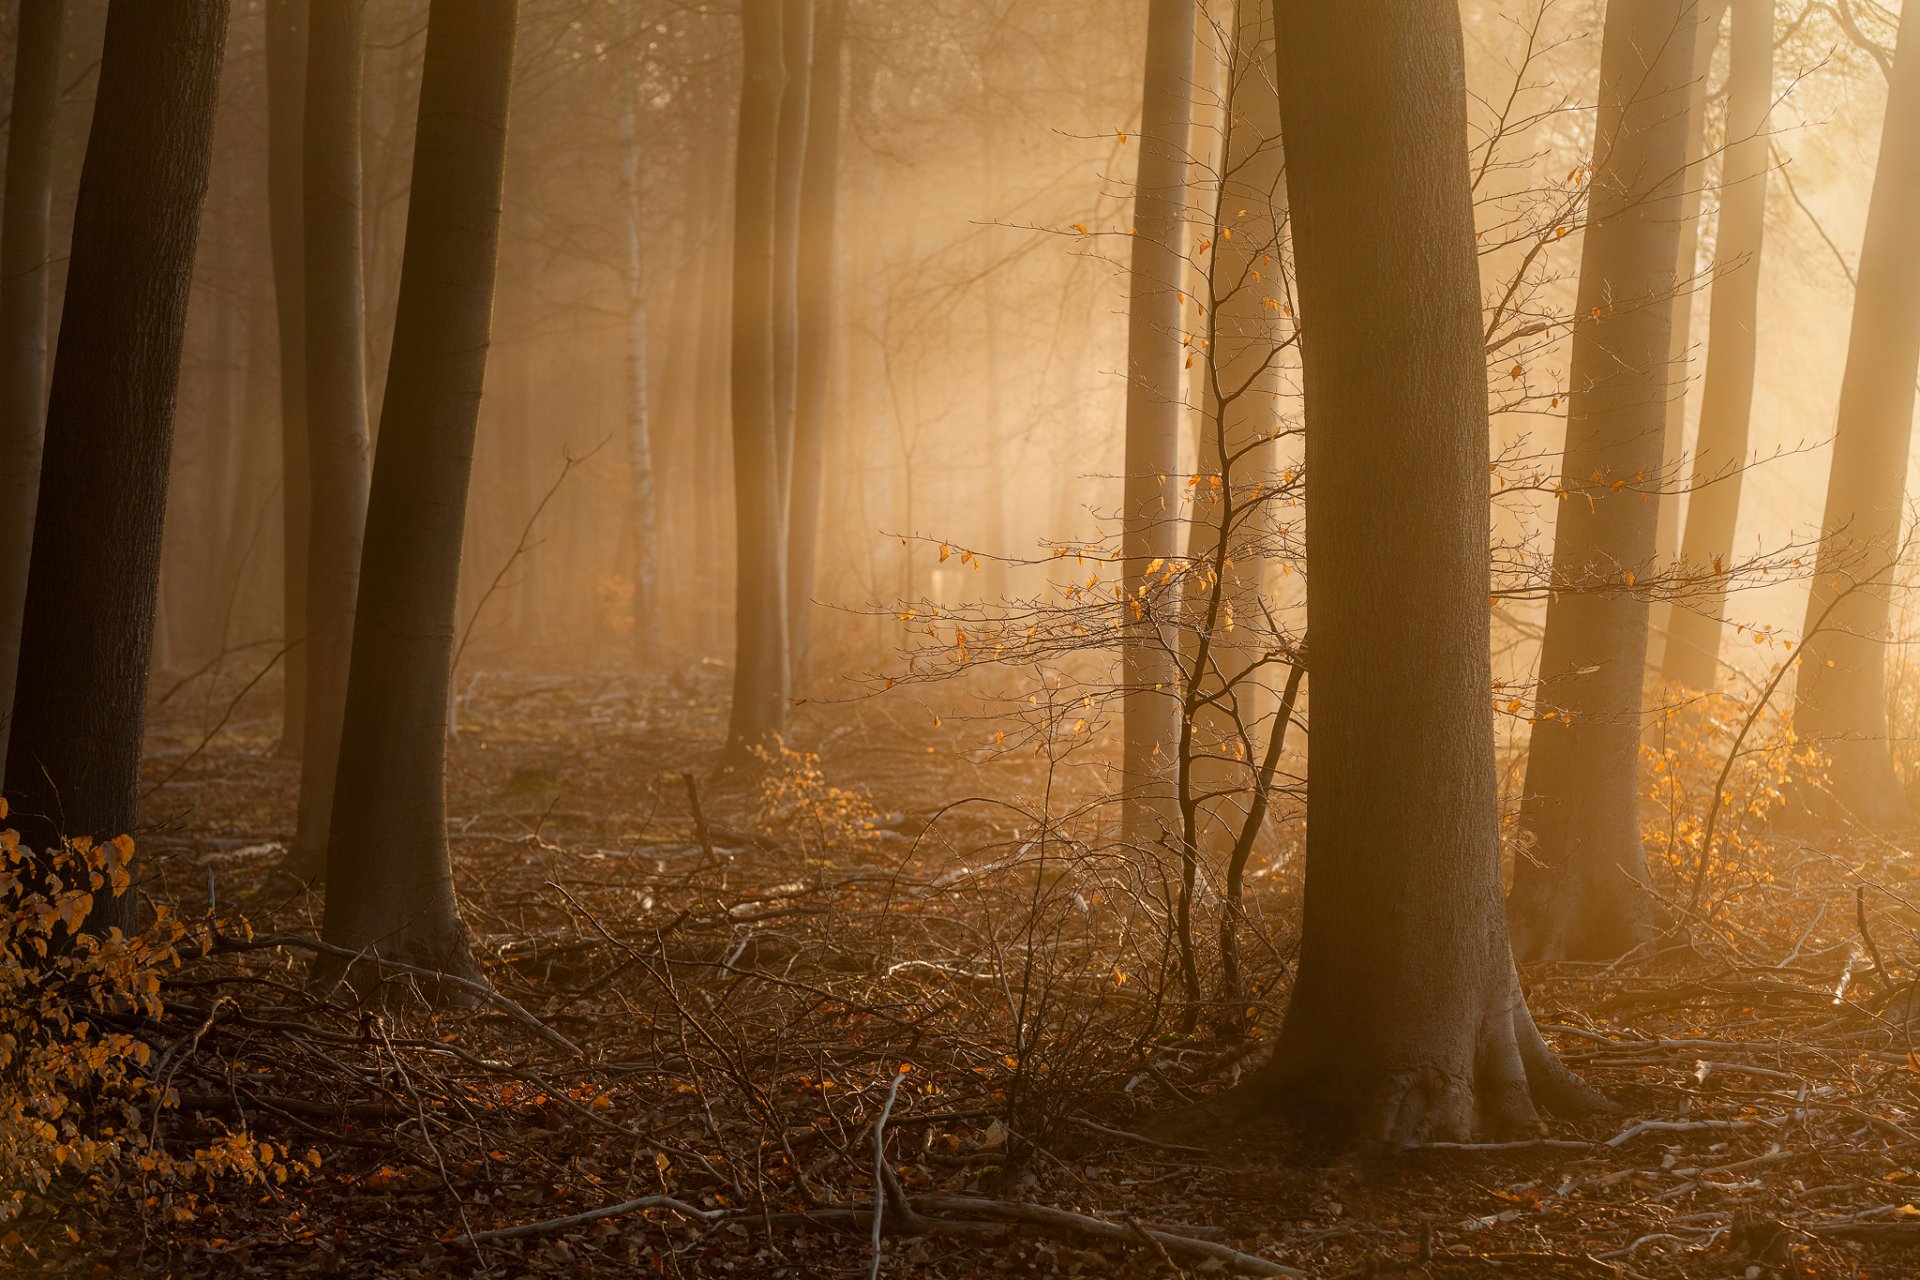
[2,0,228,937]
[1246,0,1599,1143]
[787,0,843,687]
[1509,0,1699,963]
[616,7,655,667]
[319,0,517,981]
[0,0,65,774]
[1648,1,1724,672]
[268,0,310,760]
[772,0,811,496]
[1119,0,1194,847]
[1792,1,1920,830]
[725,0,790,752]
[1182,0,1285,891]
[1665,0,1773,690]
[286,0,372,881]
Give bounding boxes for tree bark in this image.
[0,0,64,775]
[725,0,790,752]
[772,0,812,495]
[268,0,311,760]
[1648,1,1724,671]
[1246,0,1598,1143]
[286,0,372,881]
[1509,0,1700,963]
[1792,1,1920,830]
[787,0,843,687]
[1119,0,1195,847]
[1665,0,1773,690]
[2,0,228,937]
[616,4,655,666]
[319,0,517,980]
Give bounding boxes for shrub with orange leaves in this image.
[750,742,883,860]
[0,802,309,1226]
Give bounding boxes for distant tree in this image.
[0,0,66,773]
[285,0,372,881]
[267,0,310,760]
[773,0,813,490]
[3,0,229,937]
[320,0,518,978]
[787,0,846,685]
[726,0,791,752]
[1665,0,1774,689]
[1119,0,1195,846]
[616,1,656,667]
[1242,0,1601,1142]
[1794,0,1920,829]
[1509,0,1701,962]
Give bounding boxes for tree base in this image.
[1507,847,1661,964]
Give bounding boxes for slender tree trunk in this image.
[1509,1,1699,963]
[1119,0,1195,847]
[1183,0,1285,883]
[3,0,228,937]
[320,0,517,980]
[1793,1,1920,829]
[268,0,310,760]
[0,0,65,771]
[616,7,655,666]
[725,0,790,752]
[787,0,842,687]
[1665,0,1773,690]
[1242,0,1598,1143]
[1648,2,1724,671]
[286,0,371,881]
[772,0,811,503]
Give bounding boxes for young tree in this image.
[1665,0,1774,689]
[726,0,791,752]
[1793,0,1920,829]
[286,0,372,880]
[0,0,66,772]
[1119,0,1195,846]
[1244,0,1598,1143]
[2,0,229,936]
[616,2,656,667]
[320,0,519,977]
[787,0,845,685]
[1508,1,1700,962]
[267,0,310,760]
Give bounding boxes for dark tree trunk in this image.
[725,0,790,752]
[1245,0,1599,1143]
[1665,0,1773,690]
[319,0,517,979]
[2,0,228,936]
[787,0,843,687]
[1793,1,1920,829]
[268,0,310,760]
[286,0,371,880]
[1509,0,1700,962]
[0,0,65,772]
[1119,0,1194,846]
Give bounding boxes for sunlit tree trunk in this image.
[787,0,843,686]
[321,0,517,979]
[3,0,228,937]
[1119,0,1195,847]
[1666,0,1773,690]
[1509,0,1699,963]
[1183,0,1285,883]
[268,0,310,760]
[0,0,65,773]
[1793,1,1920,829]
[1240,0,1599,1143]
[725,0,790,752]
[286,0,372,881]
[616,6,655,666]
[773,0,811,499]
[1648,1,1724,671]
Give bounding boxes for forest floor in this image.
[14,655,1920,1278]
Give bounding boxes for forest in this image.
[10,0,1920,1275]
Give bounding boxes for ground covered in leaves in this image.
[14,658,1920,1278]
